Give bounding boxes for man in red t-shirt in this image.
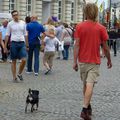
[73,3,112,120]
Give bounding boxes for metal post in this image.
[109,0,111,30]
[83,0,86,21]
[113,3,117,28]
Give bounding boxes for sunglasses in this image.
[12,14,18,16]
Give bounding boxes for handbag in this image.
[59,41,64,51]
[63,37,72,45]
[63,28,72,45]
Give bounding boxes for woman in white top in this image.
[43,27,60,75]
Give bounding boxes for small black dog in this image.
[25,88,39,113]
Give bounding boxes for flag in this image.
[99,3,103,12]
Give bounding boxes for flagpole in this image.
[109,0,111,30]
[83,0,86,21]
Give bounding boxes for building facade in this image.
[0,0,85,24]
[85,0,94,3]
[116,7,120,20]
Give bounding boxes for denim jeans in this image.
[10,41,27,60]
[62,45,70,60]
[27,44,40,73]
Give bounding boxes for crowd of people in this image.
[0,3,118,120]
[0,10,75,82]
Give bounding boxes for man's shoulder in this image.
[26,22,33,28]
[96,23,106,31]
[77,21,86,26]
[8,20,14,25]
[20,20,25,24]
[29,21,42,27]
[75,22,86,30]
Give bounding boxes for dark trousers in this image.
[27,44,40,73]
[108,39,117,56]
[62,45,70,60]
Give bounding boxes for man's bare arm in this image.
[73,38,80,71]
[74,38,80,64]
[25,35,29,47]
[0,32,4,48]
[102,41,112,68]
[4,35,9,53]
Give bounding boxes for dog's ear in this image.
[37,91,39,95]
[28,88,31,94]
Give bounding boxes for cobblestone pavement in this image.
[0,51,120,120]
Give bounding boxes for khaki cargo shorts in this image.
[79,63,100,84]
[44,51,55,66]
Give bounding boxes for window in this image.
[71,2,74,21]
[58,0,62,20]
[9,0,15,13]
[26,0,32,16]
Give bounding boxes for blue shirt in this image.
[0,26,7,40]
[26,21,45,44]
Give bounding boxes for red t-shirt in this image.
[75,20,108,64]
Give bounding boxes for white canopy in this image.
[111,0,120,7]
[111,0,120,4]
[0,13,12,19]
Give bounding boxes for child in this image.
[43,27,61,75]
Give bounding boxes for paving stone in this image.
[0,52,120,120]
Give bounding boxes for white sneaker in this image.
[34,73,38,76]
[8,59,12,63]
[18,60,22,63]
[26,71,33,74]
[0,59,3,62]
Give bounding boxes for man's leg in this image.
[80,64,99,120]
[18,58,26,75]
[80,83,93,120]
[27,46,33,72]
[83,83,94,108]
[17,43,27,80]
[11,60,17,80]
[34,45,40,74]
[113,40,117,56]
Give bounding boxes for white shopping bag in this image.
[59,41,64,51]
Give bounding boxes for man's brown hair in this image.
[11,10,18,15]
[83,3,98,22]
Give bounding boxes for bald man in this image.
[26,15,54,76]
